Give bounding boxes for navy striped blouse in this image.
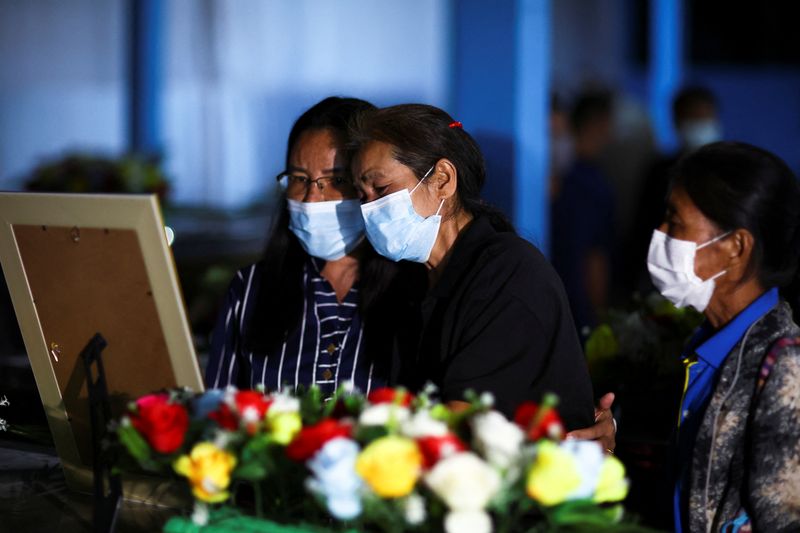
[205,257,385,395]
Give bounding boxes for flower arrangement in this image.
[116,386,640,533]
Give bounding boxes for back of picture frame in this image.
[0,192,204,495]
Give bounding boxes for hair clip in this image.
[449,121,463,129]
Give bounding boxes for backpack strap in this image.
[755,336,800,396]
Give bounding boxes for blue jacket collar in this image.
[693,287,779,368]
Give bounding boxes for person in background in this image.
[647,142,800,532]
[673,87,722,153]
[627,86,722,293]
[205,97,406,395]
[551,90,616,334]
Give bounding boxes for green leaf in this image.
[585,324,619,361]
[234,462,268,482]
[117,424,151,461]
[353,425,389,444]
[300,386,325,424]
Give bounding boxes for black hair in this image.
[243,97,405,360]
[569,90,613,133]
[347,103,514,233]
[672,86,717,122]
[670,141,800,315]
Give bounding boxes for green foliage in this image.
[117,421,162,472]
[585,292,703,392]
[25,153,170,196]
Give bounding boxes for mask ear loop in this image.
[696,230,733,250]
[411,165,436,195]
[411,165,445,217]
[697,231,733,282]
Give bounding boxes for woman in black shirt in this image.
[348,104,597,432]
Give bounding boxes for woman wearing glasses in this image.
[207,98,616,452]
[205,97,406,395]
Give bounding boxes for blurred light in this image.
[164,225,174,246]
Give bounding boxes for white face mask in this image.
[360,166,444,263]
[678,119,722,151]
[647,229,730,312]
[287,198,365,261]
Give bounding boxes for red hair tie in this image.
[449,121,463,129]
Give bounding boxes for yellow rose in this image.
[268,411,302,445]
[356,436,422,498]
[526,441,581,506]
[173,442,237,503]
[593,455,628,503]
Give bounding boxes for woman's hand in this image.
[565,392,616,453]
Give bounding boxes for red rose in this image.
[285,419,351,462]
[208,391,272,434]
[416,434,468,469]
[208,404,238,430]
[234,391,272,419]
[367,387,413,407]
[235,391,273,434]
[513,401,565,441]
[130,393,189,454]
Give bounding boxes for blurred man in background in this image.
[551,90,616,334]
[626,86,722,293]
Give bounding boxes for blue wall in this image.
[692,68,800,172]
[452,0,551,249]
[452,0,516,218]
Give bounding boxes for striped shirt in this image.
[205,257,384,396]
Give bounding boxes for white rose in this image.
[424,452,501,512]
[403,493,427,525]
[358,404,411,426]
[268,393,300,415]
[400,410,449,439]
[471,410,524,468]
[444,510,492,533]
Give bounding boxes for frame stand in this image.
[81,333,121,533]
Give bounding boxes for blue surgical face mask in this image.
[287,198,365,261]
[360,167,444,263]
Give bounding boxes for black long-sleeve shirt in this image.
[397,216,595,429]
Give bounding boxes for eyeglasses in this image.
[275,172,353,194]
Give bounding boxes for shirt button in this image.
[326,343,336,354]
[322,369,333,380]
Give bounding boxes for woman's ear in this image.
[727,228,754,270]
[431,158,458,200]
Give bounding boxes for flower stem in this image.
[254,481,264,518]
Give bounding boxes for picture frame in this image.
[0,192,204,495]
